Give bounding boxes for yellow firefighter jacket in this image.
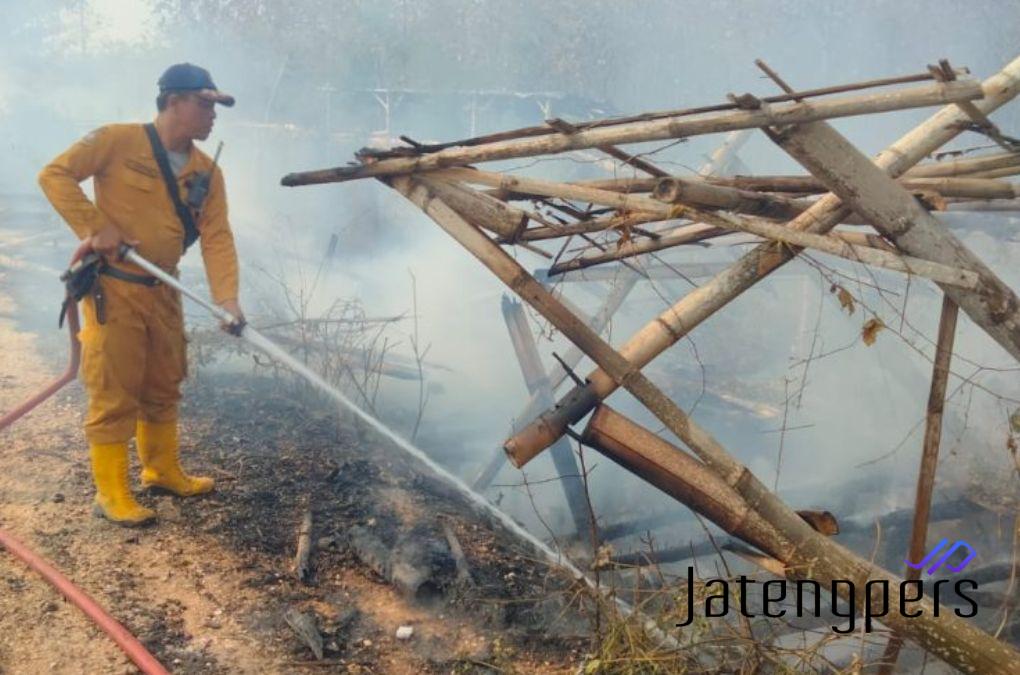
[38,123,238,305]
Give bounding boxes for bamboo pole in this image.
[360,71,954,164]
[904,177,1019,199]
[504,53,1020,469]
[520,212,666,242]
[772,120,1020,362]
[580,406,774,548]
[878,296,959,674]
[968,165,1020,179]
[501,296,592,538]
[282,81,983,186]
[697,129,752,176]
[906,150,1020,178]
[651,203,980,289]
[416,178,529,240]
[945,198,1020,211]
[547,223,729,276]
[470,271,639,490]
[392,176,1020,673]
[830,230,898,252]
[538,262,735,282]
[572,172,1020,199]
[439,167,675,216]
[652,176,813,219]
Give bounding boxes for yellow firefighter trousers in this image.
[79,275,187,444]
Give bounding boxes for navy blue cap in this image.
[158,63,235,107]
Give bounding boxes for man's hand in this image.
[218,299,245,336]
[88,223,138,258]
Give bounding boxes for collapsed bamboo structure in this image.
[283,58,1020,672]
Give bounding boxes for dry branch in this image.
[294,508,314,583]
[546,224,728,276]
[441,521,473,586]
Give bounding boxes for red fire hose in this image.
[0,529,170,675]
[0,243,169,673]
[0,241,88,432]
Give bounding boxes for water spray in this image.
[121,245,678,648]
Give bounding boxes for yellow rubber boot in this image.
[136,420,214,497]
[90,442,157,526]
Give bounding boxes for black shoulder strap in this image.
[143,123,200,252]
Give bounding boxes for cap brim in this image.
[196,88,235,107]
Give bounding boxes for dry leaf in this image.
[797,509,840,536]
[861,317,885,346]
[831,284,855,315]
[591,543,615,570]
[913,190,948,211]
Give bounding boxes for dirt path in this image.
[0,276,588,674]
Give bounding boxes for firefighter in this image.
[39,63,244,526]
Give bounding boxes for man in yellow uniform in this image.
[39,63,244,526]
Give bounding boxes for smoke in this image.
[3,0,1019,546]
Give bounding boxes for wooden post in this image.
[878,296,959,674]
[504,53,1020,469]
[501,295,593,538]
[282,81,983,186]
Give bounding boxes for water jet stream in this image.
[122,247,679,649]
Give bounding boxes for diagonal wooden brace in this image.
[771,120,1020,362]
